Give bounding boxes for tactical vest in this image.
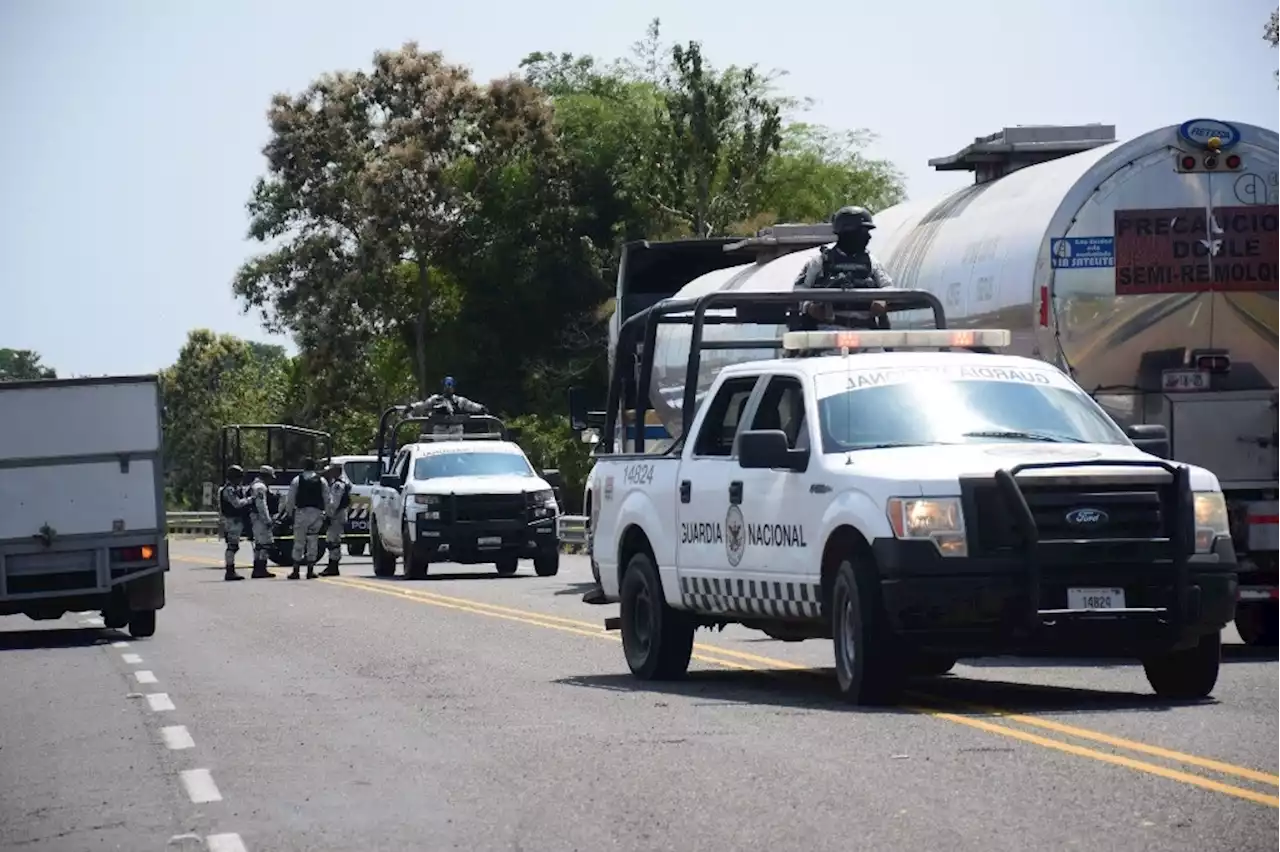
[219,484,241,518]
[813,246,876,290]
[296,472,324,509]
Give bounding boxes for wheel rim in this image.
[836,582,857,686]
[629,582,654,660]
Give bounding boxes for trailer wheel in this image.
[619,550,694,680]
[128,610,157,639]
[1235,602,1279,647]
[1143,631,1220,699]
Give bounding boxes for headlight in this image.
[412,494,442,506]
[887,497,967,557]
[527,489,557,519]
[1193,491,1230,554]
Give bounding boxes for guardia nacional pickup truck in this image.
[586,288,1239,704]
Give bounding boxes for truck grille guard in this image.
[989,458,1194,632]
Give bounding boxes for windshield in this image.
[816,364,1130,453]
[413,451,533,480]
[343,460,382,486]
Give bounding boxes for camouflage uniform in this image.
[217,465,250,581]
[322,463,352,577]
[285,466,329,580]
[248,467,277,579]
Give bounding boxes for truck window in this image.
[750,376,808,450]
[343,460,380,485]
[692,376,760,457]
[394,450,411,485]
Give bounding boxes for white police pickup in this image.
[588,328,1239,704]
[369,436,561,580]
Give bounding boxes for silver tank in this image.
[643,120,1277,488]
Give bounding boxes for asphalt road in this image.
[1,540,1276,852]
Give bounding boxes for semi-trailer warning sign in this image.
[1114,205,1278,295]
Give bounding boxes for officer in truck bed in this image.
[793,205,893,329]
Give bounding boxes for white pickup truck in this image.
[0,375,168,638]
[369,412,562,579]
[588,321,1239,704]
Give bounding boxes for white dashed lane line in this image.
[145,692,176,712]
[207,833,248,852]
[114,637,248,847]
[161,725,196,750]
[181,768,224,804]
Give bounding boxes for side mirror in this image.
[738,429,809,472]
[568,387,589,432]
[1126,423,1170,459]
[541,468,564,489]
[379,473,402,489]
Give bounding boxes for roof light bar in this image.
[781,329,1013,352]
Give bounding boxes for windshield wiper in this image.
[962,430,1087,444]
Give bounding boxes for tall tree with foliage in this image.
[0,348,56,381]
[234,43,559,398]
[159,330,288,508]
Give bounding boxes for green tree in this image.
[233,43,557,398]
[1267,10,1278,82]
[159,330,288,508]
[0,348,56,381]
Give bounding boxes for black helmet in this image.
[831,206,875,234]
[226,464,243,479]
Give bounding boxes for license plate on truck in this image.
[1068,587,1126,610]
[1161,369,1210,392]
[477,536,502,547]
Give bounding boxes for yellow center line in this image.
[172,551,1279,804]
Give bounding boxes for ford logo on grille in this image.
[1065,508,1109,526]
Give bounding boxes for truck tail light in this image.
[111,545,156,562]
[1191,349,1231,373]
[1225,154,1242,170]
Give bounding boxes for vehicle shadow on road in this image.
[557,668,1195,716]
[962,643,1276,668]
[387,571,524,582]
[553,582,600,597]
[0,627,124,651]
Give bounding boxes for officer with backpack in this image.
[320,460,352,577]
[283,457,329,580]
[793,206,895,329]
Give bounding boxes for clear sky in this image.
[2,0,1277,377]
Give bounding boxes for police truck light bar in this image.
[781,329,1013,352]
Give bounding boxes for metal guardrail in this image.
[165,512,590,550]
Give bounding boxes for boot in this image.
[287,566,301,580]
[305,563,317,580]
[251,558,275,579]
[224,566,244,581]
[320,559,340,577]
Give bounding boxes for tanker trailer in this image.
[866,120,1278,646]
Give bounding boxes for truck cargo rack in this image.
[601,287,949,454]
[985,458,1194,634]
[375,409,511,473]
[219,424,333,488]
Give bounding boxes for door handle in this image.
[729,480,743,505]
[680,480,691,503]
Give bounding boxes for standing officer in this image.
[248,465,277,579]
[405,376,489,417]
[793,205,895,329]
[320,460,352,577]
[284,457,329,580]
[218,464,250,581]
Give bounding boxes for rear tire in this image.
[1235,602,1279,647]
[371,523,397,578]
[534,551,559,577]
[1143,631,1221,699]
[128,610,156,639]
[495,556,519,576]
[619,550,694,680]
[347,541,366,557]
[908,652,957,677]
[831,558,903,704]
[268,544,293,567]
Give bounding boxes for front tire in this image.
[403,521,429,580]
[268,544,294,567]
[1235,602,1279,647]
[347,541,366,557]
[495,556,519,576]
[371,523,397,578]
[619,550,694,680]
[534,551,559,577]
[128,610,157,639]
[1143,631,1221,699]
[831,558,902,704]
